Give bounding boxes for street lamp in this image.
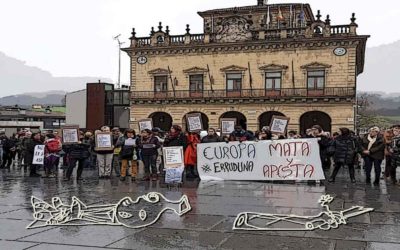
[113,34,125,89]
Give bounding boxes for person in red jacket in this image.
[184,132,200,179]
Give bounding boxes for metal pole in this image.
[114,34,124,89]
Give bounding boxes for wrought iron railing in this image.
[131,87,355,100]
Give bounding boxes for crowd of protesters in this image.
[0,123,399,185]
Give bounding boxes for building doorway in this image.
[300,111,332,134]
[220,111,247,130]
[149,112,173,132]
[258,111,285,130]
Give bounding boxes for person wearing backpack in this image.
[117,129,138,181]
[328,128,361,183]
[43,133,62,178]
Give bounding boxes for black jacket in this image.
[329,135,360,164]
[26,138,44,165]
[137,136,160,156]
[164,133,187,149]
[360,135,385,160]
[201,135,222,143]
[63,140,91,160]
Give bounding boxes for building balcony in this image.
[131,87,355,103]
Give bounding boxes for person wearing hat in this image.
[360,126,385,185]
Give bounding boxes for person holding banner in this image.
[116,129,139,182]
[184,132,200,179]
[137,129,160,181]
[164,125,187,149]
[26,132,44,177]
[229,125,254,142]
[201,128,222,143]
[95,126,114,179]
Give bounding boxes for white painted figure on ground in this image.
[233,195,373,231]
[27,192,191,229]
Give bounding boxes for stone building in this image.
[123,1,369,134]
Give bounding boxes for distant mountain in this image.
[0,51,112,97]
[0,91,67,107]
[358,40,400,93]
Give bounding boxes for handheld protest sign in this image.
[61,125,79,144]
[270,116,290,135]
[186,113,203,133]
[220,118,236,135]
[163,146,185,184]
[138,119,153,131]
[95,132,114,151]
[32,145,45,165]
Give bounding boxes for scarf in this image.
[168,131,180,140]
[367,134,377,151]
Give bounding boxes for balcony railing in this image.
[131,87,355,100]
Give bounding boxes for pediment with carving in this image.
[148,68,170,75]
[220,65,248,72]
[259,64,289,71]
[301,62,332,69]
[215,16,253,43]
[183,67,208,74]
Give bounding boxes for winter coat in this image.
[329,135,360,165]
[360,135,385,160]
[116,136,138,160]
[26,138,44,165]
[164,133,187,149]
[316,134,331,164]
[201,135,222,143]
[389,136,400,166]
[63,140,91,160]
[229,130,254,142]
[184,134,200,166]
[137,136,160,156]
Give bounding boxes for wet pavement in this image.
[1,165,400,250]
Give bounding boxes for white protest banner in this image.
[62,126,79,144]
[197,138,324,181]
[95,132,114,151]
[32,145,45,165]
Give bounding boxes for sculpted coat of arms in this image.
[215,17,253,43]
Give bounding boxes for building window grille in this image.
[265,72,282,90]
[307,70,325,89]
[226,73,242,91]
[154,76,168,92]
[189,74,204,92]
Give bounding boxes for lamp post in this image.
[113,34,125,89]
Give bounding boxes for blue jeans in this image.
[364,156,382,181]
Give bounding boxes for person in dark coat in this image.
[311,125,332,170]
[360,126,385,185]
[229,125,254,142]
[328,128,361,183]
[163,125,187,149]
[116,129,139,181]
[2,135,17,168]
[388,125,400,184]
[137,129,160,181]
[63,133,91,181]
[201,128,222,143]
[26,132,44,177]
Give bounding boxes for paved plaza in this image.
[0,166,399,250]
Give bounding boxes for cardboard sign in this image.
[270,116,290,135]
[221,118,236,135]
[138,119,153,131]
[95,132,114,151]
[197,139,324,181]
[186,113,203,132]
[163,146,184,183]
[61,126,79,144]
[32,145,45,165]
[163,146,184,168]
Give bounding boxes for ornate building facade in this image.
[123,1,369,134]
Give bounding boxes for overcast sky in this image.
[1,0,399,94]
